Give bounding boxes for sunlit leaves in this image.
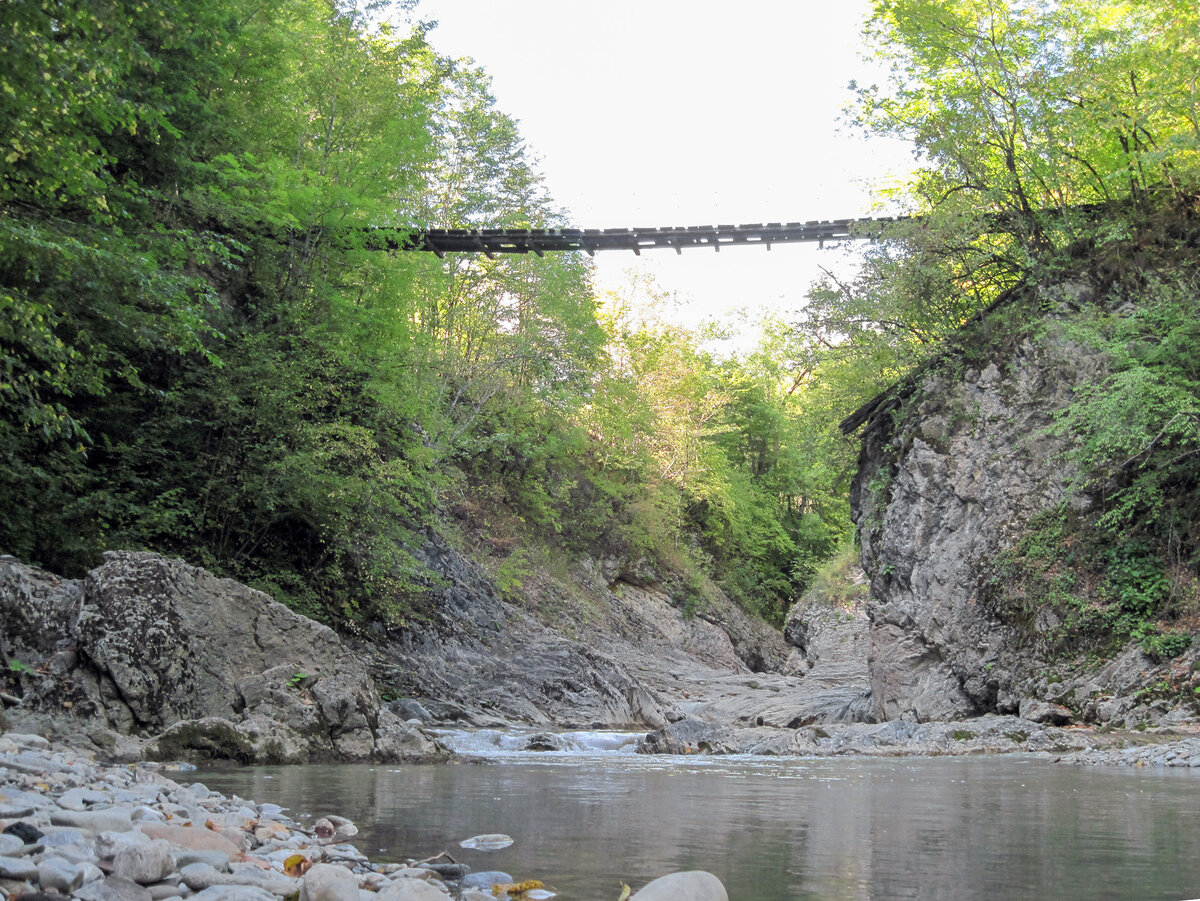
[858,0,1200,228]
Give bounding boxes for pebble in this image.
[0,729,728,901]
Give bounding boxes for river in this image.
[201,730,1200,901]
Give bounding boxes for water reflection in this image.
[202,754,1200,901]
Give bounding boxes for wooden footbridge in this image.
[374,217,910,258]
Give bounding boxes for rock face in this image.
[847,282,1198,726]
[781,591,874,724]
[364,536,673,729]
[0,552,442,763]
[365,531,852,734]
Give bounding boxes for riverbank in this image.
[0,730,732,900]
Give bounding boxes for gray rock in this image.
[376,879,452,899]
[1,551,428,764]
[460,871,512,891]
[50,807,133,833]
[299,862,359,901]
[171,849,233,871]
[1020,698,1074,725]
[638,717,734,755]
[40,826,93,850]
[630,871,729,901]
[112,839,175,884]
[74,875,155,901]
[0,834,24,855]
[58,787,113,810]
[0,855,37,880]
[178,862,298,896]
[188,887,278,901]
[146,884,186,900]
[95,829,152,860]
[389,699,432,722]
[179,862,227,890]
[37,855,85,892]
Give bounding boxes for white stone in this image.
[38,855,85,893]
[300,863,360,901]
[96,829,152,860]
[51,807,134,833]
[0,834,24,855]
[0,854,38,881]
[630,871,729,901]
[113,838,175,884]
[376,878,452,899]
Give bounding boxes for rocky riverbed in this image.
[0,731,728,901]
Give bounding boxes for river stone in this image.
[376,879,452,900]
[51,807,134,833]
[113,838,175,884]
[630,871,729,901]
[37,855,85,892]
[4,821,44,843]
[58,787,114,810]
[147,884,186,900]
[418,863,469,880]
[137,822,241,858]
[75,875,155,901]
[189,887,278,901]
[300,863,359,901]
[0,834,24,855]
[41,826,92,848]
[130,805,166,822]
[461,871,513,891]
[180,861,300,897]
[172,848,234,871]
[96,829,152,859]
[0,855,38,880]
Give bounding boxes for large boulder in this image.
[0,552,442,763]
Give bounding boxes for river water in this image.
[201,730,1200,901]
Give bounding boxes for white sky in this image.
[407,0,914,338]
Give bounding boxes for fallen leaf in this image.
[283,854,312,877]
[617,884,631,901]
[492,881,544,896]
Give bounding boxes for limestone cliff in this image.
[847,278,1200,727]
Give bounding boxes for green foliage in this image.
[859,0,1200,234]
[1050,275,1200,564]
[986,504,1196,661]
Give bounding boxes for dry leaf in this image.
[617,884,632,901]
[283,854,312,877]
[492,881,545,896]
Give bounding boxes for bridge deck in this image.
[374,218,909,258]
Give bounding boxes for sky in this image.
[406,0,914,338]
